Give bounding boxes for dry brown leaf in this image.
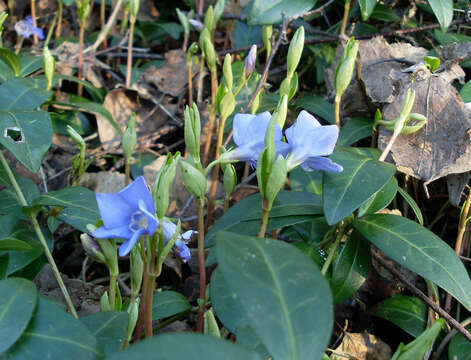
[333,332,391,360]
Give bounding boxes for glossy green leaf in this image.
[0,48,21,77]
[460,80,471,103]
[81,311,128,357]
[397,187,424,225]
[374,295,427,337]
[331,230,371,304]
[282,217,331,244]
[234,326,270,358]
[7,296,104,359]
[354,214,471,310]
[52,101,122,136]
[19,54,43,77]
[323,147,396,225]
[295,95,334,124]
[0,78,51,110]
[338,117,372,146]
[206,191,323,247]
[216,232,333,360]
[0,277,38,354]
[371,4,400,21]
[0,254,8,279]
[358,176,398,217]
[291,241,325,269]
[248,0,315,25]
[0,238,32,251]
[448,325,471,360]
[152,290,191,320]
[110,333,262,360]
[0,178,39,219]
[289,166,322,194]
[359,0,377,20]
[428,0,453,31]
[33,187,99,233]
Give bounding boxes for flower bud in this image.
[213,0,225,26]
[204,5,215,33]
[202,34,216,69]
[189,19,204,31]
[180,160,206,198]
[271,94,288,129]
[262,25,273,61]
[287,26,304,78]
[100,291,112,312]
[81,234,106,263]
[219,92,236,121]
[223,53,233,90]
[223,163,237,196]
[204,309,221,337]
[176,8,189,36]
[75,0,91,25]
[184,103,201,163]
[334,37,359,97]
[153,152,180,219]
[43,46,55,91]
[250,91,262,114]
[265,155,287,210]
[130,244,143,296]
[130,0,140,20]
[125,298,140,342]
[67,125,85,152]
[122,113,137,161]
[244,44,257,78]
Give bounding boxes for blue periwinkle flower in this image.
[285,110,343,173]
[161,220,196,263]
[93,176,158,257]
[226,111,290,167]
[14,16,44,40]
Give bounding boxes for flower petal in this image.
[119,176,155,215]
[32,27,44,40]
[138,200,159,236]
[93,224,133,240]
[285,111,323,148]
[175,239,191,262]
[96,193,134,229]
[181,230,197,241]
[119,228,146,256]
[303,125,339,156]
[161,220,177,242]
[233,113,256,146]
[230,141,265,162]
[275,140,291,158]
[301,156,343,172]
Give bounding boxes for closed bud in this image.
[279,77,290,99]
[126,298,140,341]
[75,0,91,24]
[189,19,204,31]
[81,234,106,263]
[213,0,225,26]
[153,153,180,219]
[122,113,137,160]
[130,244,143,296]
[100,291,112,312]
[184,103,201,162]
[176,8,189,35]
[244,44,257,78]
[180,160,206,198]
[202,35,216,69]
[223,53,233,90]
[97,238,119,276]
[43,46,55,91]
[250,91,262,114]
[272,94,288,129]
[265,155,287,210]
[219,92,236,121]
[130,0,140,20]
[204,309,221,338]
[334,37,359,97]
[287,26,304,77]
[223,163,237,196]
[67,125,85,152]
[204,5,215,33]
[262,25,273,61]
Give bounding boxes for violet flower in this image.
[93,176,158,257]
[244,44,257,77]
[189,19,204,31]
[285,110,343,172]
[222,111,290,167]
[161,220,196,263]
[15,16,44,40]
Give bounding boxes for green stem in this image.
[109,272,118,311]
[0,152,78,318]
[125,17,135,88]
[196,197,206,332]
[258,200,270,238]
[340,0,351,36]
[321,230,344,275]
[334,94,341,128]
[125,158,131,186]
[224,196,230,212]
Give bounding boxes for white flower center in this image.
[129,211,148,232]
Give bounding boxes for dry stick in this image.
[373,253,471,342]
[196,54,205,104]
[444,191,471,313]
[202,66,218,166]
[31,0,38,43]
[56,0,63,39]
[100,0,108,48]
[197,0,204,16]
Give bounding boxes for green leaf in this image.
[248,0,315,25]
[428,0,453,31]
[397,187,424,225]
[7,296,104,359]
[289,166,322,194]
[354,214,471,311]
[206,191,323,247]
[295,95,334,124]
[323,147,396,225]
[52,101,122,136]
[374,295,427,337]
[460,80,471,102]
[448,325,471,360]
[338,117,372,146]
[0,178,39,219]
[0,48,21,77]
[359,0,377,20]
[370,4,400,22]
[19,54,43,77]
[0,78,51,110]
[81,311,128,357]
[55,75,104,102]
[32,187,100,233]
[331,230,371,304]
[152,290,191,320]
[358,176,398,217]
[110,333,262,359]
[0,238,33,251]
[0,254,8,279]
[216,232,333,360]
[234,326,270,358]
[0,277,38,354]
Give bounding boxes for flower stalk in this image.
[196,197,206,332]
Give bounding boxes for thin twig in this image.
[373,253,471,342]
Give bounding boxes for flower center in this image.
[129,211,148,232]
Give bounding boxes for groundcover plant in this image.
[1,0,471,359]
